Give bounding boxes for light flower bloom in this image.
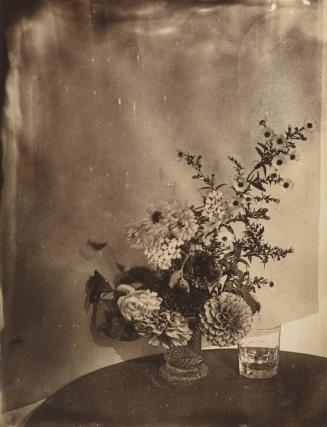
[205,190,224,205]
[272,154,288,169]
[234,178,247,192]
[272,134,288,150]
[287,150,300,163]
[231,221,246,241]
[216,227,235,250]
[135,310,192,348]
[145,237,183,270]
[141,203,173,235]
[259,125,275,140]
[117,289,162,321]
[126,202,179,249]
[304,121,315,134]
[202,190,229,223]
[172,208,199,242]
[281,178,294,191]
[229,196,244,215]
[200,293,253,347]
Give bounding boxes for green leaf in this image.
[225,225,234,234]
[262,164,267,177]
[256,147,264,157]
[237,258,250,267]
[253,163,262,171]
[168,270,182,289]
[180,277,190,293]
[86,271,113,305]
[251,181,266,192]
[233,243,242,257]
[216,183,227,190]
[240,287,261,314]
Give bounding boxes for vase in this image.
[159,318,209,383]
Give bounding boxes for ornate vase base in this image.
[159,343,209,383]
[159,361,209,383]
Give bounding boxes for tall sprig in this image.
[178,120,313,294]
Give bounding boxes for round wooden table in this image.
[26,349,327,427]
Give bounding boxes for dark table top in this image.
[26,349,327,427]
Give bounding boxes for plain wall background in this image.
[1,0,325,412]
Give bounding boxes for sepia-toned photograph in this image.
[0,0,326,426]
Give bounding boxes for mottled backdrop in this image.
[0,0,323,411]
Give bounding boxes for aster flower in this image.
[286,150,300,163]
[234,177,248,192]
[272,134,288,150]
[145,237,183,270]
[135,310,193,348]
[244,195,252,204]
[216,227,235,250]
[281,178,294,191]
[272,154,288,169]
[229,196,244,215]
[231,221,246,241]
[304,121,315,134]
[200,293,253,347]
[259,125,275,140]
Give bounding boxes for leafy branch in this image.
[178,151,216,190]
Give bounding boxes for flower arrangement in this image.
[86,120,313,351]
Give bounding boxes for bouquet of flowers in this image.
[86,120,313,351]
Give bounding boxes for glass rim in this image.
[251,314,281,331]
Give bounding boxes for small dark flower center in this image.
[270,173,277,179]
[269,281,274,287]
[237,182,244,188]
[290,154,296,160]
[233,200,239,206]
[245,197,251,202]
[151,211,162,223]
[307,122,313,129]
[222,236,228,242]
[264,131,271,138]
[283,182,289,189]
[277,138,283,145]
[276,159,283,166]
[177,151,184,158]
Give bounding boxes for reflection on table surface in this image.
[26,349,327,427]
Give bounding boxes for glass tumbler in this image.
[238,315,281,379]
